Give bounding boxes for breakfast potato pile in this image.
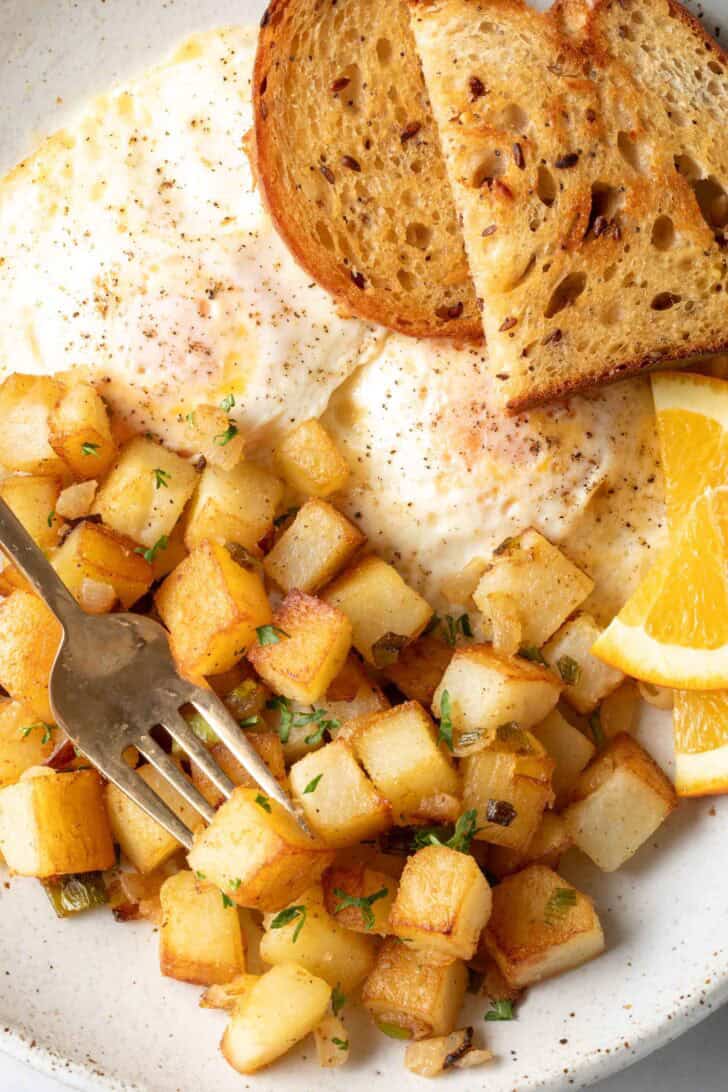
[0,373,679,1078]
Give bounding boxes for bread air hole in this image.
[651,292,682,310]
[536,165,557,207]
[616,130,644,171]
[376,38,392,65]
[675,156,728,231]
[651,215,675,251]
[495,103,529,132]
[472,150,505,188]
[586,182,623,237]
[544,272,587,317]
[406,222,432,250]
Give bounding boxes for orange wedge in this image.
[592,486,728,689]
[673,689,728,796]
[652,371,728,531]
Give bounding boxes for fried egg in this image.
[323,334,666,622]
[0,27,377,448]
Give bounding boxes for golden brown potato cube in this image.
[488,812,573,879]
[93,436,198,548]
[483,865,605,988]
[159,870,246,986]
[322,652,389,725]
[184,461,283,552]
[192,734,287,808]
[599,681,639,740]
[289,741,392,847]
[462,731,555,851]
[348,702,460,823]
[432,645,562,755]
[0,591,62,722]
[247,591,351,704]
[49,381,116,480]
[0,769,114,877]
[184,402,245,471]
[362,938,468,1040]
[532,709,596,806]
[156,541,271,677]
[389,846,492,962]
[275,419,349,498]
[105,763,203,874]
[150,517,188,582]
[543,613,625,714]
[563,734,678,871]
[0,475,64,552]
[221,962,331,1075]
[263,499,364,593]
[322,863,397,935]
[382,635,453,707]
[0,374,69,475]
[260,884,377,991]
[323,555,433,666]
[0,700,56,786]
[52,521,153,610]
[474,530,593,649]
[187,786,335,912]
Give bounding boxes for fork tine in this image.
[136,735,217,825]
[161,709,235,800]
[100,753,196,851]
[189,687,306,828]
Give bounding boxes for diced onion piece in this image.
[80,577,116,614]
[314,1013,350,1068]
[56,479,98,520]
[19,765,55,781]
[487,593,522,657]
[106,867,169,923]
[638,681,674,709]
[200,974,261,1012]
[441,557,487,606]
[405,1028,484,1077]
[453,1048,493,1069]
[600,680,639,738]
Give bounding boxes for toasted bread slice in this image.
[254,0,481,341]
[409,0,728,410]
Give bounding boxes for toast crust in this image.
[254,0,482,342]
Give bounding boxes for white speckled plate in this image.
[1,2,728,1090]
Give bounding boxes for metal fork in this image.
[0,498,304,848]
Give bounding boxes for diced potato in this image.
[323,555,433,666]
[532,709,596,806]
[49,381,116,480]
[322,653,389,724]
[432,645,562,755]
[462,729,555,851]
[473,530,594,648]
[263,499,364,594]
[221,962,331,1075]
[0,591,62,722]
[488,812,573,879]
[105,763,202,874]
[151,517,189,582]
[362,938,468,1040]
[55,479,98,521]
[563,734,678,871]
[543,613,624,713]
[289,741,391,847]
[348,702,460,823]
[248,591,351,705]
[0,374,69,475]
[93,436,198,548]
[599,681,639,739]
[0,769,114,877]
[159,870,246,986]
[192,733,287,808]
[156,541,271,676]
[187,786,335,912]
[185,402,245,471]
[381,635,453,707]
[275,419,349,498]
[0,700,56,786]
[260,885,377,991]
[314,1012,350,1068]
[483,865,605,988]
[0,475,64,552]
[322,863,397,935]
[486,592,523,657]
[389,846,492,962]
[52,521,153,610]
[184,461,283,552]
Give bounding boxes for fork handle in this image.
[0,498,83,629]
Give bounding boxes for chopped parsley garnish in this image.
[220,393,236,413]
[255,793,272,813]
[437,689,454,750]
[426,613,474,646]
[221,893,234,909]
[239,715,260,729]
[270,904,307,942]
[557,655,581,685]
[214,422,239,446]
[303,773,323,794]
[413,809,481,854]
[256,624,289,646]
[135,534,168,564]
[194,871,206,881]
[265,696,339,746]
[274,506,300,527]
[333,886,388,930]
[153,467,171,490]
[20,722,53,745]
[331,984,346,1016]
[485,999,514,1021]
[81,442,100,456]
[229,878,242,890]
[332,1038,349,1051]
[544,887,577,924]
[589,711,605,748]
[267,695,293,742]
[371,631,408,668]
[518,645,548,666]
[47,510,55,528]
